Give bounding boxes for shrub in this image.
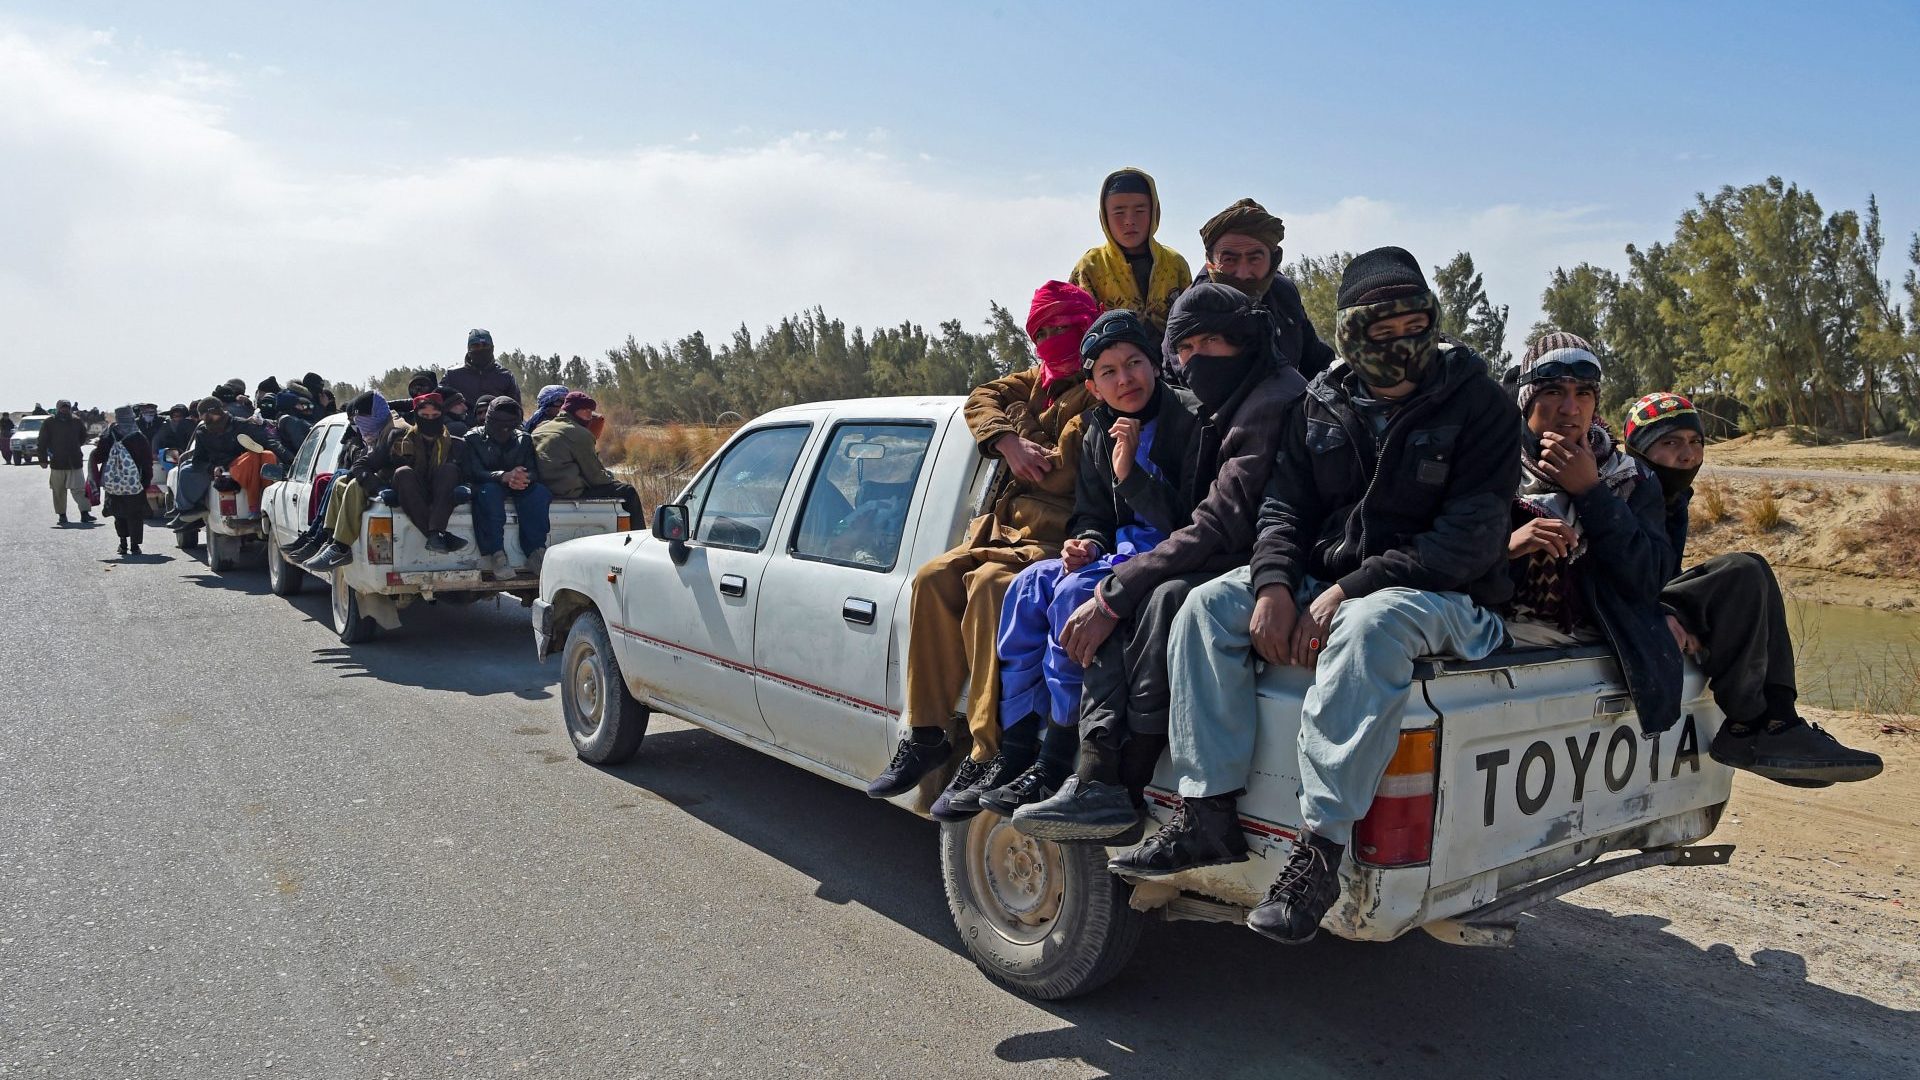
[1690,480,1731,528]
[1741,490,1783,532]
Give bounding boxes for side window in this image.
[790,423,934,571]
[685,425,812,552]
[289,426,322,480]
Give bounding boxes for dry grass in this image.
[1741,489,1784,532]
[601,418,739,510]
[1690,480,1731,529]
[1838,486,1920,573]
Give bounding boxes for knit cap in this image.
[1515,331,1604,415]
[561,391,597,414]
[1623,392,1704,456]
[1335,247,1430,307]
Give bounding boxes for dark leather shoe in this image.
[1710,718,1883,784]
[1247,834,1343,945]
[1011,776,1139,841]
[1108,794,1248,878]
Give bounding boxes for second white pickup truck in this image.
[263,414,632,642]
[532,396,1737,999]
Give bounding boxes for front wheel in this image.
[330,570,379,644]
[266,527,303,596]
[561,610,648,764]
[940,815,1145,1000]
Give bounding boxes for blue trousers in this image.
[996,558,1116,730]
[472,481,553,556]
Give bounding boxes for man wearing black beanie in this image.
[1148,247,1522,944]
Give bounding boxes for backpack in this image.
[102,436,144,496]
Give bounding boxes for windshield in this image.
[17,418,43,433]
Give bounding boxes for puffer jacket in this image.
[1250,342,1521,608]
[965,368,1095,545]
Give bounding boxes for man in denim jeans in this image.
[462,398,551,579]
[1132,247,1521,945]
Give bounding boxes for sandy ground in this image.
[1574,708,1919,1013]
[1684,471,1920,608]
[1710,428,1920,474]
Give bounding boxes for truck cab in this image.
[533,397,1737,999]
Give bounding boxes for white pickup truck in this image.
[531,396,1737,999]
[261,414,633,643]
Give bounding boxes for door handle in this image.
[843,597,876,625]
[719,574,748,597]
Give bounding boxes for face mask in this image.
[1216,269,1275,302]
[486,416,519,441]
[1335,294,1440,388]
[1636,456,1701,506]
[414,413,445,435]
[1035,333,1082,385]
[142,410,157,421]
[1181,350,1258,415]
[466,347,492,368]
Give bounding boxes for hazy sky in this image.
[4,1,1918,409]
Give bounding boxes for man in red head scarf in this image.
[866,281,1101,802]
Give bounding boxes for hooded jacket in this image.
[1070,384,1204,551]
[1191,268,1336,382]
[182,416,287,471]
[1250,342,1520,609]
[532,415,615,498]
[441,356,522,410]
[1069,168,1193,335]
[964,369,1095,545]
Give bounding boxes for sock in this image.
[910,726,947,746]
[1075,734,1120,785]
[998,715,1040,767]
[1038,721,1079,776]
[1761,684,1801,731]
[1119,734,1168,796]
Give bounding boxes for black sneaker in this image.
[117,538,128,556]
[423,532,448,553]
[284,534,322,562]
[866,732,951,798]
[128,544,141,557]
[1710,718,1883,785]
[57,514,68,526]
[929,758,991,822]
[977,760,1061,817]
[306,542,352,571]
[1108,795,1249,879]
[438,531,469,553]
[1011,776,1139,841]
[80,512,96,523]
[1247,833,1344,945]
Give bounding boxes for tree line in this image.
[362,175,1920,438]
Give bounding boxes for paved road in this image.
[1,465,1912,1079]
[1703,463,1920,486]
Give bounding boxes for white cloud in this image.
[0,23,1637,409]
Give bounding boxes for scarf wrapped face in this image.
[1516,423,1641,560]
[1335,294,1439,387]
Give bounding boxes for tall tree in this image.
[1283,252,1352,347]
[1432,252,1511,367]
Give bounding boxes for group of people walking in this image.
[864,168,1885,946]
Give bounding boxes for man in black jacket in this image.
[462,398,551,579]
[40,399,92,524]
[1151,248,1520,944]
[1190,198,1336,381]
[440,329,522,410]
[1622,391,1882,786]
[1011,284,1310,842]
[167,396,287,526]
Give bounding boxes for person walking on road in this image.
[40,399,92,525]
[90,406,153,557]
[1,412,14,465]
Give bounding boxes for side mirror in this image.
[652,503,691,566]
[260,463,286,483]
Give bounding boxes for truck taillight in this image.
[368,516,393,564]
[308,472,333,524]
[1355,728,1437,868]
[219,492,238,518]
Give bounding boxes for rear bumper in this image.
[1424,843,1735,947]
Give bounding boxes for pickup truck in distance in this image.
[532,396,1738,999]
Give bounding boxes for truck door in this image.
[754,421,939,780]
[612,422,813,741]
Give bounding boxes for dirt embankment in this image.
[1709,428,1920,474]
[1685,474,1920,608]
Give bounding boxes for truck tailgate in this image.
[1425,649,1734,887]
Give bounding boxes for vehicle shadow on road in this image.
[305,596,558,699]
[603,727,1916,1080]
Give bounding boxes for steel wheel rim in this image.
[330,569,349,629]
[567,638,605,739]
[966,814,1065,945]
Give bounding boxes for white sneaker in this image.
[483,551,511,580]
[523,547,546,577]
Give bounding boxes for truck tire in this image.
[208,531,240,573]
[561,610,648,765]
[265,527,303,596]
[330,570,379,644]
[940,815,1145,1000]
[175,525,201,550]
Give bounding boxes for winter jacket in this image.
[385,422,459,474]
[965,368,1095,545]
[1504,445,1684,733]
[181,418,285,471]
[277,414,314,456]
[1097,362,1308,621]
[1069,385,1203,552]
[462,427,541,486]
[39,412,87,470]
[153,419,196,460]
[1191,269,1336,382]
[1069,167,1193,336]
[1250,342,1521,609]
[533,416,614,498]
[440,361,521,410]
[1662,487,1693,564]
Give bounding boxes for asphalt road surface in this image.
[1,465,1913,1079]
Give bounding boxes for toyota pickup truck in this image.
[262,414,633,643]
[531,396,1737,999]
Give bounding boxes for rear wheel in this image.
[330,570,379,644]
[940,815,1145,1000]
[266,527,303,596]
[561,610,648,764]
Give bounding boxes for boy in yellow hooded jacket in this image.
[1069,167,1193,337]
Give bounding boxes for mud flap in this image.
[360,591,404,630]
